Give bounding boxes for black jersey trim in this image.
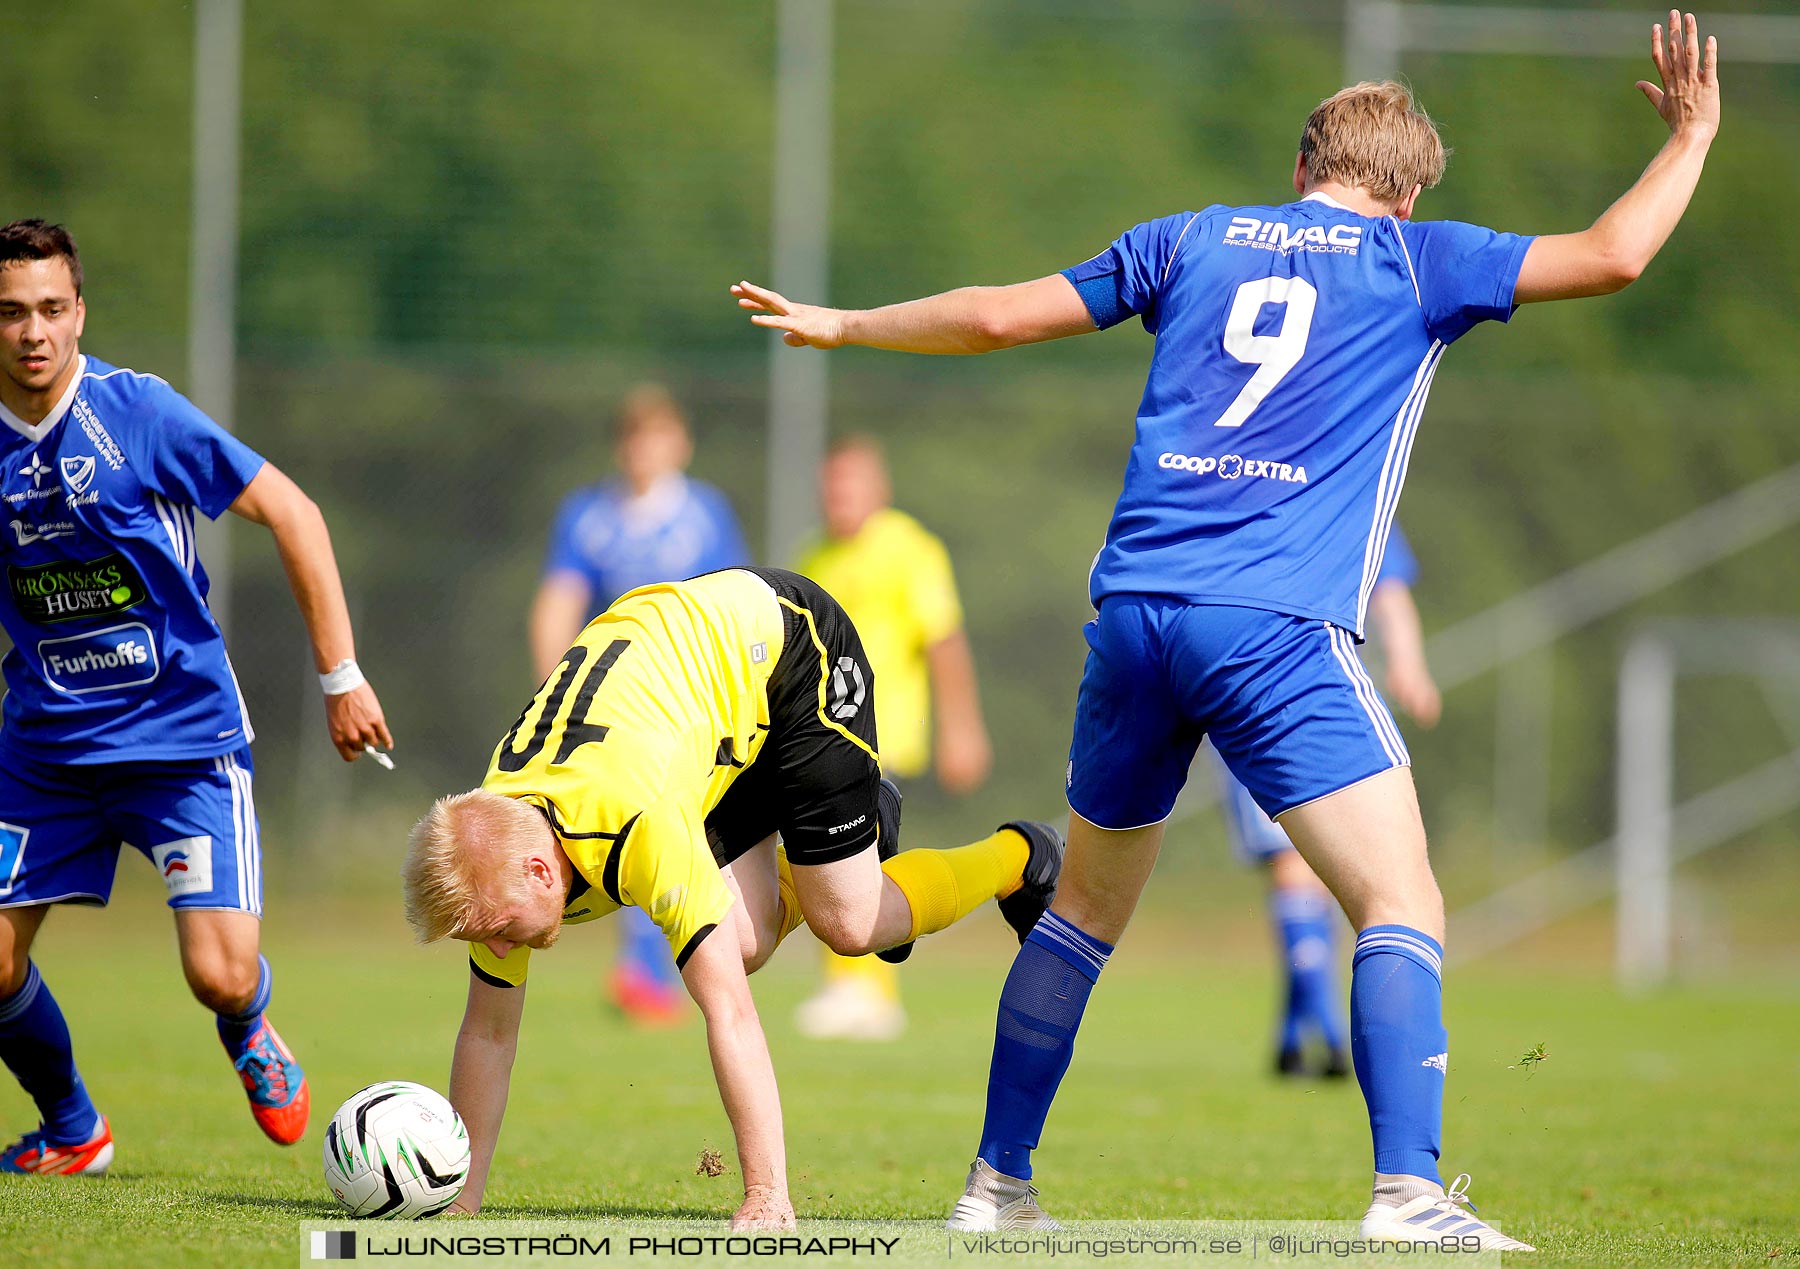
[599,812,641,906]
[468,958,517,990]
[542,801,632,843]
[675,922,720,970]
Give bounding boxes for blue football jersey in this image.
[1063,193,1529,636]
[544,475,749,614]
[0,356,266,762]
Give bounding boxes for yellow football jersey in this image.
[795,508,963,779]
[469,569,789,987]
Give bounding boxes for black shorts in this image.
[705,568,882,868]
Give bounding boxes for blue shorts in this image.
[0,746,262,914]
[1067,599,1409,830]
[1210,747,1293,863]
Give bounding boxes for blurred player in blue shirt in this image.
[527,384,748,1023]
[0,220,392,1174]
[736,14,1719,1250]
[1215,525,1439,1080]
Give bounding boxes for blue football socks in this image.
[215,954,273,1057]
[1350,925,1446,1184]
[0,961,101,1145]
[1274,887,1347,1052]
[977,911,1114,1181]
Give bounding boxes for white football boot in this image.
[1360,1172,1535,1252]
[946,1158,1063,1232]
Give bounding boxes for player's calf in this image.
[0,958,106,1167]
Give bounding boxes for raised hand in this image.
[731,281,847,349]
[1637,10,1720,141]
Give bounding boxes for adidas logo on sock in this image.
[1421,1052,1448,1071]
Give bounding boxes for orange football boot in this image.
[0,1116,113,1174]
[229,1020,310,1145]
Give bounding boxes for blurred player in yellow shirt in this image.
[794,436,992,1040]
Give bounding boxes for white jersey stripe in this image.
[235,756,261,916]
[1334,624,1409,760]
[1326,625,1405,765]
[1389,216,1423,308]
[1365,348,1444,622]
[1357,346,1437,624]
[152,493,184,569]
[1356,341,1444,631]
[221,754,248,910]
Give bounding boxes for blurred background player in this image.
[1216,524,1440,1079]
[0,220,391,1173]
[793,435,992,1041]
[527,384,749,1024]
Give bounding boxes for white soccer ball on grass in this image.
[322,1080,470,1219]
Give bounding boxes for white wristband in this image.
[319,658,367,696]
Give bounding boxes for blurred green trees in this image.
[4,0,1795,886]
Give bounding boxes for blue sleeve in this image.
[1398,219,1535,345]
[135,380,265,518]
[1059,211,1203,334]
[542,491,594,579]
[694,485,752,570]
[1375,523,1419,587]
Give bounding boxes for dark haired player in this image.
[0,219,392,1172]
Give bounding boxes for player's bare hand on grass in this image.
[732,281,846,349]
[326,683,393,762]
[731,1185,796,1230]
[1638,11,1719,140]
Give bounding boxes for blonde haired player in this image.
[794,435,992,1041]
[403,567,1061,1227]
[735,13,1720,1249]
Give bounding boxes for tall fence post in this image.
[1616,633,1675,990]
[765,0,834,566]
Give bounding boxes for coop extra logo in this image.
[1158,452,1309,484]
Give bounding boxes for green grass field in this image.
[1,863,1796,1268]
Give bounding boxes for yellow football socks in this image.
[881,829,1031,943]
[819,946,901,1000]
[775,848,807,946]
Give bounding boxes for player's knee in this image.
[1355,870,1443,940]
[0,948,23,998]
[184,953,260,1015]
[810,916,878,958]
[737,923,776,974]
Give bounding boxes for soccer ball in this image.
[322,1081,470,1219]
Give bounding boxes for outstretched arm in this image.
[229,463,392,761]
[1515,10,1719,303]
[732,273,1095,354]
[445,972,526,1215]
[679,925,793,1229]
